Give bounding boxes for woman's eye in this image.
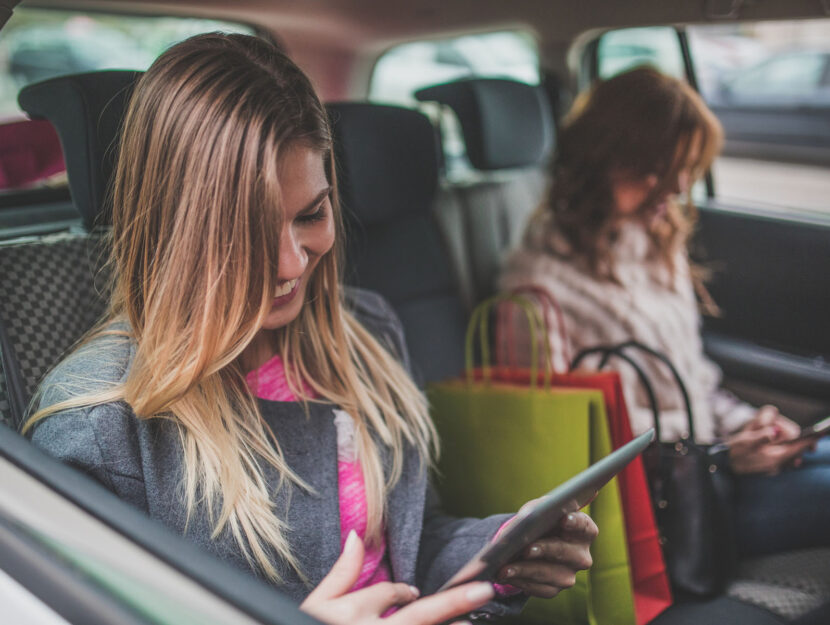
[297,203,327,224]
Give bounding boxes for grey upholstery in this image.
[0,71,135,427]
[18,71,141,230]
[328,102,469,385]
[415,78,554,171]
[727,549,830,620]
[418,78,552,305]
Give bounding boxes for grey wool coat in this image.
[29,289,525,617]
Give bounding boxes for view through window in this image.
[0,7,255,192]
[598,21,830,218]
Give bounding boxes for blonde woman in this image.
[25,34,596,625]
[500,67,830,558]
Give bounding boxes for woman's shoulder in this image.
[343,287,410,370]
[28,320,151,496]
[36,319,135,410]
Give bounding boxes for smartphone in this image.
[782,416,830,444]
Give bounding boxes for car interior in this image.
[1,0,829,623]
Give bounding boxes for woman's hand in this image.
[728,405,815,475]
[496,506,598,599]
[300,530,495,625]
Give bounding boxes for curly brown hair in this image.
[537,66,723,286]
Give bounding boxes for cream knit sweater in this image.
[498,215,756,443]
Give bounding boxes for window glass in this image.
[597,27,685,80]
[595,22,830,218]
[369,30,539,107]
[688,20,830,217]
[0,7,255,193]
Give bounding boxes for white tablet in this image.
[438,428,655,591]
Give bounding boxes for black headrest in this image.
[327,103,439,227]
[415,78,554,171]
[18,71,142,230]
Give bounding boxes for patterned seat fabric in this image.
[0,231,111,428]
[727,548,830,620]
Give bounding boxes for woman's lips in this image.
[272,278,300,307]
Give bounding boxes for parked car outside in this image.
[706,49,830,165]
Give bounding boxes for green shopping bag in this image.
[427,295,636,625]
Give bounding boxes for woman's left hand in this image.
[496,510,598,598]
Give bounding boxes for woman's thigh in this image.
[734,438,830,557]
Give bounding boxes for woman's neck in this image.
[239,330,279,373]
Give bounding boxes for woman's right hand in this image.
[300,530,495,625]
[727,405,814,475]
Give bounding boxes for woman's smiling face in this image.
[259,143,335,331]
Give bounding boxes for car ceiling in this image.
[12,0,830,96]
[25,0,830,49]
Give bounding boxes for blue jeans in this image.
[733,437,830,557]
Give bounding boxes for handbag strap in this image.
[610,341,696,443]
[572,345,663,443]
[572,341,696,443]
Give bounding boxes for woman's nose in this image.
[675,171,690,194]
[278,228,308,280]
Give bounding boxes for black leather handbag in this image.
[572,340,737,598]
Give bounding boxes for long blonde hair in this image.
[25,33,436,582]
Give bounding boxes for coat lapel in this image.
[384,442,427,585]
[258,400,341,593]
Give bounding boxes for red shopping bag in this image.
[489,289,673,625]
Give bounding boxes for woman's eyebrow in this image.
[301,186,333,213]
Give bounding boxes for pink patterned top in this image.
[246,354,392,591]
[247,354,518,599]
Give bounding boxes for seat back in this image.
[0,71,139,428]
[416,78,555,303]
[328,102,469,384]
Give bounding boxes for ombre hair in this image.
[25,33,436,582]
[531,66,723,286]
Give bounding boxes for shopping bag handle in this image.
[572,341,696,443]
[496,285,572,373]
[465,293,552,391]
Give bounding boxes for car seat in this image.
[327,102,470,385]
[0,71,140,429]
[415,78,552,304]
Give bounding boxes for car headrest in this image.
[327,102,439,227]
[415,78,554,171]
[18,71,142,230]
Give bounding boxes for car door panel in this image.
[694,205,830,402]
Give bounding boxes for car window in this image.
[0,7,256,195]
[370,30,539,106]
[597,27,685,80]
[369,30,540,176]
[593,22,830,219]
[726,52,826,98]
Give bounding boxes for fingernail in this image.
[565,513,576,528]
[529,545,542,558]
[344,529,358,552]
[466,582,495,603]
[409,585,420,598]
